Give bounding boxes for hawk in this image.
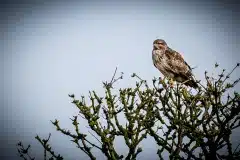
[152,39,198,88]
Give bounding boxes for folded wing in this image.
[164,48,198,88]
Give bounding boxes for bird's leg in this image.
[169,78,174,88]
[162,77,166,83]
[165,77,174,88]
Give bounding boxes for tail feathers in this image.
[185,79,198,88]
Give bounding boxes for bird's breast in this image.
[152,50,163,60]
[152,50,166,71]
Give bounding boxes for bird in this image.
[152,39,198,88]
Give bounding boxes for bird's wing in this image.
[165,48,193,77]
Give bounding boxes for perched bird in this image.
[152,39,198,88]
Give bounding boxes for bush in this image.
[17,64,240,160]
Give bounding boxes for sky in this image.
[1,0,240,159]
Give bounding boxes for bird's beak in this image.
[153,44,159,49]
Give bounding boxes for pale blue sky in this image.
[2,0,240,159]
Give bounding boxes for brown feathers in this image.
[152,39,198,88]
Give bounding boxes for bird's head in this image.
[153,39,167,50]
